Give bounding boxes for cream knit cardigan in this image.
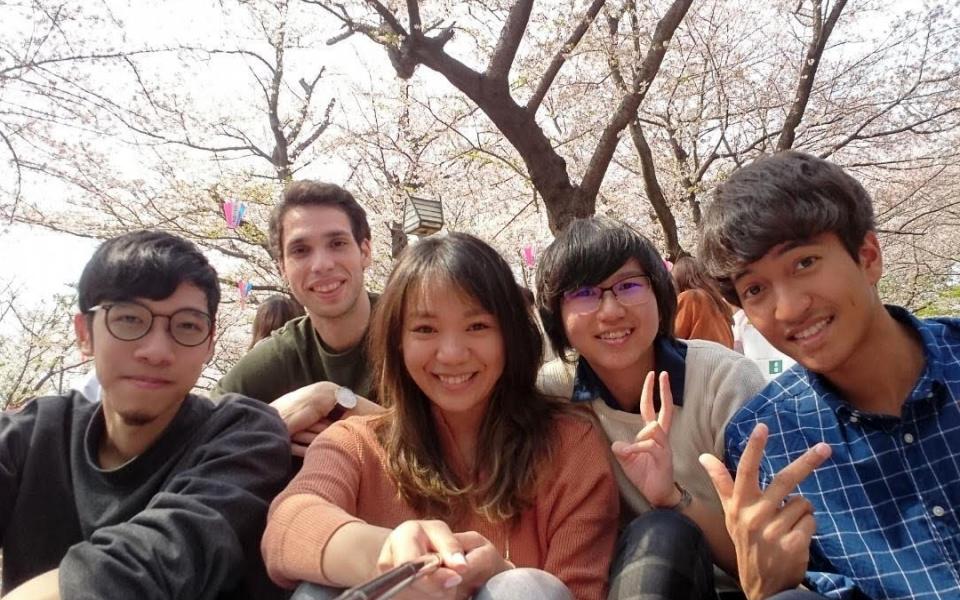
[537,339,765,517]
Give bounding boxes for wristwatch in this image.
[666,482,693,511]
[327,386,358,421]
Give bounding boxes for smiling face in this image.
[561,258,659,381]
[733,231,884,377]
[278,205,371,323]
[75,282,214,428]
[401,283,505,423]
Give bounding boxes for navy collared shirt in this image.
[572,335,688,410]
[724,306,960,599]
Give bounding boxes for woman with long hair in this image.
[262,232,618,599]
[671,256,734,348]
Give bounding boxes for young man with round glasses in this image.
[536,217,764,600]
[0,230,290,600]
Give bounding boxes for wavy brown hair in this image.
[368,232,569,523]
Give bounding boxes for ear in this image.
[74,313,94,357]
[857,231,883,286]
[360,238,372,269]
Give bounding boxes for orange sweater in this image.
[262,413,619,600]
[674,289,734,348]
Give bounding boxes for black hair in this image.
[78,230,220,319]
[535,216,676,359]
[698,151,875,305]
[268,181,371,260]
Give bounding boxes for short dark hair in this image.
[78,230,220,319]
[698,151,875,305]
[535,216,677,359]
[268,181,371,260]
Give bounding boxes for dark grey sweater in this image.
[0,391,290,600]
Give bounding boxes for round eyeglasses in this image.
[88,302,213,347]
[562,275,653,314]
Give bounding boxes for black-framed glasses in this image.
[562,275,653,314]
[88,302,213,347]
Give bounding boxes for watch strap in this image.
[666,482,693,511]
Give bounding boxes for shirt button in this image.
[903,433,915,444]
[933,506,946,517]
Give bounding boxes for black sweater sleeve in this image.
[59,397,290,600]
[0,401,35,545]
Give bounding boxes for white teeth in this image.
[437,373,472,385]
[598,329,631,340]
[795,318,829,340]
[313,281,342,293]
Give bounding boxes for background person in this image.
[671,255,734,348]
[250,293,305,349]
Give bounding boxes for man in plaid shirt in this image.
[697,151,960,600]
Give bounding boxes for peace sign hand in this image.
[611,371,680,507]
[699,423,832,600]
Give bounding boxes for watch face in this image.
[335,386,358,409]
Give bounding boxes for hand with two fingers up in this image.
[611,371,681,507]
[699,423,832,600]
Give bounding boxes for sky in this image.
[0,0,926,309]
[0,223,98,303]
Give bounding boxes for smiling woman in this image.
[262,232,620,600]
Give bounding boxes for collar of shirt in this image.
[571,335,688,410]
[803,305,950,427]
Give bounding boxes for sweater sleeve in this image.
[707,353,766,458]
[58,399,290,600]
[212,334,295,402]
[0,402,35,544]
[538,417,619,600]
[261,420,367,588]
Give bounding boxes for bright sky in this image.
[0,0,922,308]
[0,223,98,304]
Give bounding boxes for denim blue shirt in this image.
[724,307,960,599]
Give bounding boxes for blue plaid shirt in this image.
[724,307,960,600]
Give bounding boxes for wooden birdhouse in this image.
[402,196,444,236]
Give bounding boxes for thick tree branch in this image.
[486,0,533,85]
[526,0,607,114]
[580,0,693,200]
[777,0,847,151]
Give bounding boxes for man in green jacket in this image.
[214,181,381,457]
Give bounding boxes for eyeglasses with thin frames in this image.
[88,302,213,347]
[562,275,654,314]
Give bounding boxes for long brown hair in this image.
[368,233,567,523]
[671,256,732,322]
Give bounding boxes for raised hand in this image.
[700,423,832,600]
[611,371,679,507]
